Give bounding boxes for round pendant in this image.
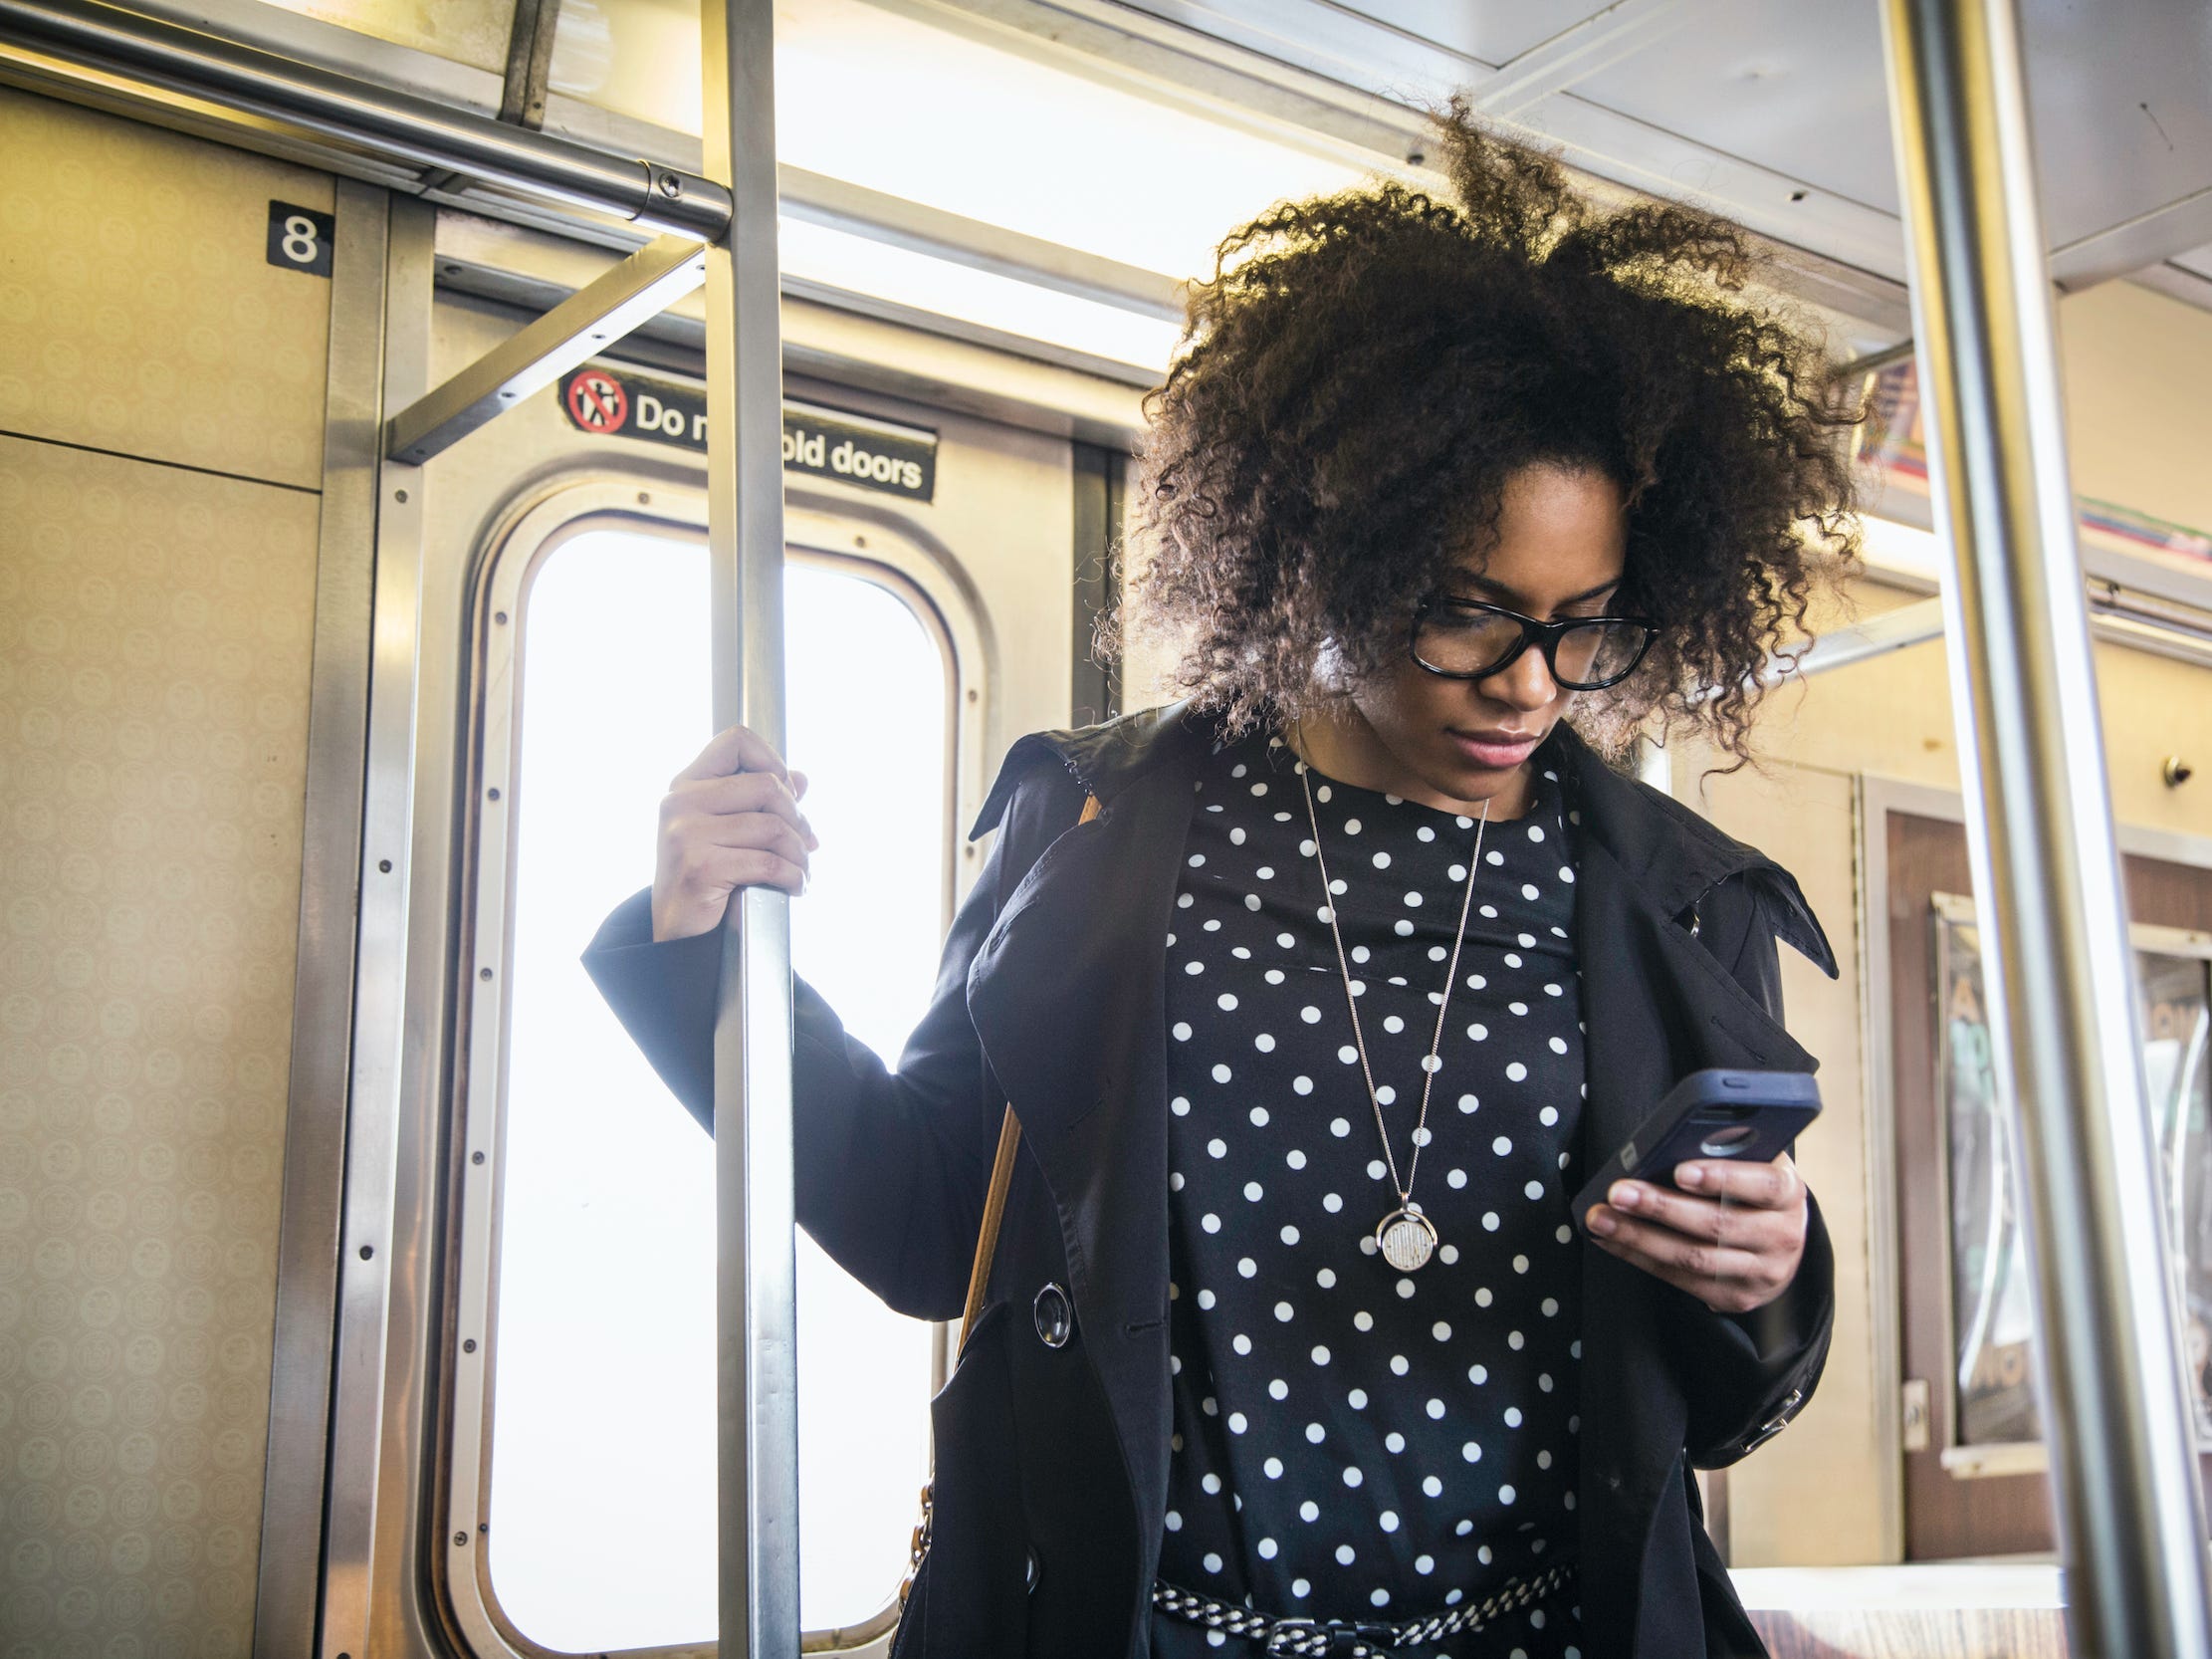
[1376,1208,1438,1272]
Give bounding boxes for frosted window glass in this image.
[484,527,950,1649]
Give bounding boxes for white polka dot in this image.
[1337,1045,1359,1065]
[1244,1181,1264,1202]
[1380,1510,1400,1533]
[1185,960,1204,975]
[1422,1479,1442,1500]
[1348,1388,1368,1408]
[1462,1442,1482,1462]
[1509,1001,1528,1016]
[1258,1536,1279,1557]
[1188,853,1206,867]
[1438,1245,1459,1265]
[1561,866,1576,883]
[1525,1180,1546,1199]
[1426,1398,1445,1419]
[1204,1549,1223,1571]
[1238,1258,1258,1278]
[1274,1302,1294,1321]
[1370,1588,1392,1608]
[1513,1254,1530,1274]
[1286,1149,1307,1170]
[1475,1287,1493,1306]
[1201,1213,1220,1234]
[1243,893,1261,912]
[1505,1062,1528,1081]
[1212,1063,1232,1083]
[1311,1344,1331,1365]
[1499,1484,1517,1504]
[1493,1135,1513,1155]
[1418,826,1436,841]
[1353,1311,1374,1331]
[1366,1159,1386,1180]
[1433,1320,1452,1341]
[1208,1138,1227,1158]
[1171,1172,1186,1190]
[1539,1105,1559,1126]
[1528,824,1545,841]
[1522,883,1540,900]
[1217,992,1239,1012]
[1198,1290,1216,1309]
[1389,1353,1410,1375]
[1382,1014,1405,1035]
[1505,1406,1523,1427]
[1335,1543,1356,1565]
[1166,1510,1183,1531]
[1315,1268,1336,1289]
[1264,1458,1284,1479]
[1372,851,1392,869]
[1231,1334,1250,1355]
[1458,1093,1479,1113]
[1467,1364,1488,1384]
[1203,1473,1222,1494]
[1250,1106,1271,1127]
[1294,1076,1314,1095]
[1329,1117,1351,1137]
[1403,890,1422,907]
[1343,817,1360,833]
[1446,1167,1467,1189]
[1549,1037,1568,1055]
[1323,1193,1343,1213]
[1173,1023,1193,1042]
[1385,1431,1406,1453]
[1281,1224,1301,1246]
[1171,1096,1191,1117]
[1268,1378,1288,1400]
[1305,1424,1325,1444]
[1343,1467,1364,1488]
[1482,1212,1500,1232]
[1278,932,1296,948]
[1467,1023,1487,1042]
[1394,1278,1415,1299]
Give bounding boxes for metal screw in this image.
[480,967,494,982]
[455,1532,470,1547]
[658,172,683,199]
[2165,756,2194,788]
[463,1338,477,1353]
[378,859,393,873]
[472,1150,486,1165]
[967,688,980,704]
[488,787,502,802]
[394,488,408,503]
[494,610,509,625]
[638,491,651,505]
[359,1244,374,1261]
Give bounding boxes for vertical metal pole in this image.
[700,2,801,1653]
[1878,2,2212,1651]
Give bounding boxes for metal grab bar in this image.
[0,0,732,239]
[1878,1,2212,1653]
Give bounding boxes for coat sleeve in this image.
[578,755,1085,1322]
[1668,865,1839,1470]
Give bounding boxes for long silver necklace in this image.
[1294,746,1488,1273]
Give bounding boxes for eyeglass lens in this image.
[1414,609,1647,687]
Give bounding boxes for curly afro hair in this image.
[1106,101,1864,767]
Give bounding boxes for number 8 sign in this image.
[267,200,335,279]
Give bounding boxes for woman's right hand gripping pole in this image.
[652,723,820,942]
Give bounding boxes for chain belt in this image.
[1151,1556,1575,1656]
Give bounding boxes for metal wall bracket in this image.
[384,234,708,464]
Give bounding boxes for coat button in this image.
[1032,1283,1073,1348]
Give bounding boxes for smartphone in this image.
[1572,1067,1821,1233]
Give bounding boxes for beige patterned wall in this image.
[0,86,329,1659]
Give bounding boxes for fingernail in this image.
[1610,1183,1641,1209]
[1678,1165,1705,1189]
[1587,1208,1617,1237]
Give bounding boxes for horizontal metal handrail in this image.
[0,0,733,239]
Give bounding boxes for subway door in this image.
[401,284,1088,1659]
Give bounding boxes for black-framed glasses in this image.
[1409,596,1657,690]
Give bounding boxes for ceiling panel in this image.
[1331,1,1625,70]
[1564,0,2212,252]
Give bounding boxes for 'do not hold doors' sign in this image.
[555,366,937,503]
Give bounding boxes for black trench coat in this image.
[583,700,1840,1659]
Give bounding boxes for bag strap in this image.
[955,791,1101,1354]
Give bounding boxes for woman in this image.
[585,108,1857,1659]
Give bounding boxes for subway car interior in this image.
[6,1,2212,1656]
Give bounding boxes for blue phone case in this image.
[1571,1067,1820,1231]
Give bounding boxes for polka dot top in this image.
[1151,723,1587,1657]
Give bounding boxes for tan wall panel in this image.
[2061,281,2212,536]
[0,437,319,1654]
[0,88,332,490]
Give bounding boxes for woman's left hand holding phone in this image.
[1583,1154,1810,1314]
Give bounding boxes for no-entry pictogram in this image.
[564,370,629,433]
